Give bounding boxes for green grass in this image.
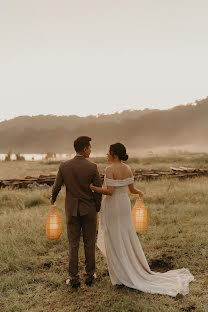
[0,172,208,312]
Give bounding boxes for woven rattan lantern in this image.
[46,204,62,240]
[132,198,147,233]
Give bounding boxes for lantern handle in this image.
[51,203,58,211]
[137,194,143,200]
[136,196,145,206]
[137,190,144,198]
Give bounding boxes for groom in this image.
[51,136,102,288]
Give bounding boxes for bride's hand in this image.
[90,183,94,190]
[138,191,144,198]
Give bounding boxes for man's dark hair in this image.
[74,136,92,153]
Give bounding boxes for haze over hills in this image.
[0,98,207,155]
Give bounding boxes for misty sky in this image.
[0,0,208,121]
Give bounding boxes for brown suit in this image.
[51,155,102,280]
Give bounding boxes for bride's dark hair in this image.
[109,143,128,161]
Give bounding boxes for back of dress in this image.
[97,176,135,256]
[97,175,194,297]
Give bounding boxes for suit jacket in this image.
[51,155,102,223]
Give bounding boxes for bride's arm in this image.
[90,166,114,196]
[128,184,143,198]
[127,166,144,198]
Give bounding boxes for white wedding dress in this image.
[96,176,194,297]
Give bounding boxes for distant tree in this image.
[15,153,25,161]
[5,151,11,161]
[45,152,56,160]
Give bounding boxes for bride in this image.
[90,143,194,297]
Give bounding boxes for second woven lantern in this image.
[132,198,148,233]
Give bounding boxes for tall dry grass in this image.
[0,171,208,311]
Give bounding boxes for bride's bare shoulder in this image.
[122,163,131,169]
[105,165,113,172]
[121,163,134,177]
[105,163,133,180]
[105,166,114,178]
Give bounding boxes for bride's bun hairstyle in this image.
[109,143,128,161]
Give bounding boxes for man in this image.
[51,136,102,288]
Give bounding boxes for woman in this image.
[90,143,194,297]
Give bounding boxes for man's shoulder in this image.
[88,159,97,167]
[59,159,73,169]
[61,158,97,168]
[82,159,98,172]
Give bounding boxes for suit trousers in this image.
[66,208,97,281]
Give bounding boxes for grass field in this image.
[0,154,208,312]
[0,151,208,179]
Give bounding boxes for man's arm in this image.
[92,165,102,211]
[51,165,64,204]
[93,165,102,187]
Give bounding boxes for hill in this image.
[0,98,207,154]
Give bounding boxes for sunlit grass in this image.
[0,172,208,311]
